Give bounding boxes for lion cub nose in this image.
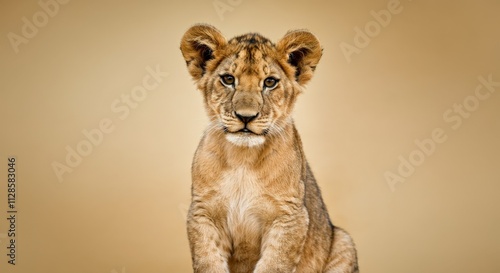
[235,112,258,124]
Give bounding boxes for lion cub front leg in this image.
[187,207,230,273]
[254,206,309,273]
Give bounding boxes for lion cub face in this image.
[180,25,322,147]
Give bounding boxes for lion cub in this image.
[180,24,359,273]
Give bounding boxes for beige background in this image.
[1,0,499,272]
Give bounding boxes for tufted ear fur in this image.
[180,24,227,81]
[276,30,322,86]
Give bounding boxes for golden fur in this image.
[180,24,359,273]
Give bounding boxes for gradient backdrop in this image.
[1,0,499,272]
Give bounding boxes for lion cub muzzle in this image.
[225,112,266,147]
[233,90,261,128]
[234,112,258,130]
[225,89,266,147]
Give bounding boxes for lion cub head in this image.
[180,24,322,147]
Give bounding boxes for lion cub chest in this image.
[218,167,266,243]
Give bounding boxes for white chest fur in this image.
[219,167,263,243]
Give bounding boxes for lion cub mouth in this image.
[238,128,252,133]
[225,129,265,147]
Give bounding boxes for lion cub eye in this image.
[220,74,235,87]
[263,77,279,90]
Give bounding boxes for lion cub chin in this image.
[180,24,359,273]
[225,133,265,147]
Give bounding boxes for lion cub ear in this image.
[276,30,322,86]
[180,24,227,81]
